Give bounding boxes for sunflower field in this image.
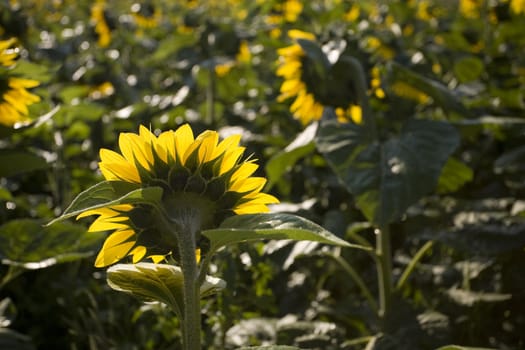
[1,0,525,349]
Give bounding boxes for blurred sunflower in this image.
[131,3,162,29]
[276,30,361,125]
[91,1,112,47]
[78,124,279,267]
[0,38,40,127]
[215,40,251,77]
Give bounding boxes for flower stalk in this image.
[375,226,393,325]
[171,209,203,349]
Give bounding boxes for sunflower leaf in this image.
[106,262,226,318]
[203,213,364,254]
[316,118,459,227]
[48,181,163,225]
[0,219,97,270]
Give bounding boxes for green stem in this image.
[173,215,202,350]
[396,240,434,291]
[375,226,393,323]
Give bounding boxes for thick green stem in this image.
[172,212,202,350]
[180,243,201,350]
[375,226,393,324]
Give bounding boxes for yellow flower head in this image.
[276,30,362,125]
[131,3,162,28]
[79,124,279,267]
[276,30,324,125]
[0,39,41,127]
[91,2,112,47]
[0,38,19,67]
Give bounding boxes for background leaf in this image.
[0,150,48,177]
[0,219,96,269]
[316,118,460,226]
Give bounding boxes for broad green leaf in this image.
[387,62,469,116]
[106,262,226,318]
[0,219,98,269]
[316,118,459,226]
[203,213,362,255]
[437,157,474,194]
[436,345,497,350]
[453,56,484,83]
[48,181,162,225]
[265,122,317,190]
[0,149,48,177]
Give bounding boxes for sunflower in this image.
[131,3,162,29]
[0,38,18,67]
[91,1,112,47]
[0,39,41,127]
[276,30,362,125]
[78,124,279,267]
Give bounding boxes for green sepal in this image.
[203,213,368,256]
[106,262,226,318]
[47,181,163,225]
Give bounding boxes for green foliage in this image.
[1,0,524,349]
[316,118,459,226]
[0,219,96,269]
[203,213,358,255]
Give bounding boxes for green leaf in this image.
[106,262,226,318]
[0,149,48,177]
[316,118,459,226]
[453,56,484,83]
[265,122,317,190]
[48,181,162,225]
[203,213,362,255]
[435,345,497,350]
[0,219,97,269]
[387,62,469,116]
[437,157,474,194]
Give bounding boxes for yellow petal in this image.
[99,148,141,182]
[150,254,167,263]
[230,162,258,184]
[95,241,135,267]
[214,134,241,160]
[230,177,267,193]
[219,147,245,175]
[119,133,154,171]
[287,29,315,41]
[174,124,194,164]
[103,229,135,248]
[157,130,176,163]
[88,216,129,232]
[129,245,147,263]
